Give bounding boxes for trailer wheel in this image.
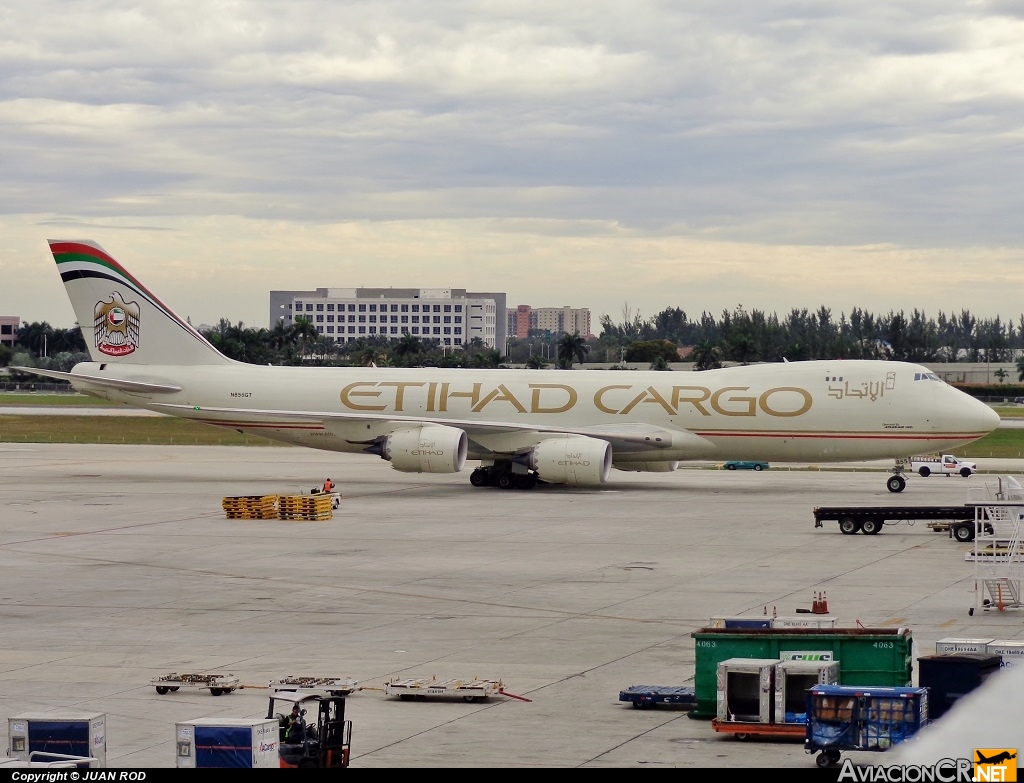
[953,523,975,542]
[839,517,862,535]
[861,517,883,535]
[632,699,647,709]
[155,686,169,695]
[170,687,180,692]
[734,733,749,741]
[919,466,931,477]
[463,695,480,703]
[816,752,832,768]
[400,694,414,701]
[886,475,906,493]
[210,688,223,696]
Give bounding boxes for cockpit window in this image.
[913,372,942,381]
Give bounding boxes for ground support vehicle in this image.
[813,504,984,540]
[270,676,358,696]
[151,672,239,695]
[903,454,978,478]
[618,685,696,710]
[267,691,352,768]
[383,676,502,702]
[711,719,805,741]
[804,685,928,768]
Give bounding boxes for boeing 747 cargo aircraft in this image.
[18,240,1000,492]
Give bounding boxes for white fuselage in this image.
[68,359,999,465]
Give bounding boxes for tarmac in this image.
[2,444,1024,769]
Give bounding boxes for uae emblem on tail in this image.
[94,292,141,357]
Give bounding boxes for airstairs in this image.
[967,477,1024,615]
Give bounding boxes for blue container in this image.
[804,685,929,768]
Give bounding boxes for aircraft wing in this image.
[147,402,704,454]
[11,366,183,394]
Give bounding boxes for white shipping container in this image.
[7,713,105,767]
[935,638,994,655]
[773,660,840,723]
[772,616,839,629]
[986,640,1024,668]
[716,658,782,724]
[176,718,279,769]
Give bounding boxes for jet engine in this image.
[526,436,612,486]
[368,425,468,473]
[613,461,680,472]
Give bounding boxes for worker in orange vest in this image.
[322,478,335,493]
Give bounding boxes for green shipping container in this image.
[690,627,913,718]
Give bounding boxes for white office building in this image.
[270,287,504,349]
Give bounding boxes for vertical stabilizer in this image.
[49,240,232,366]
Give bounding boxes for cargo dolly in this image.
[618,685,696,710]
[384,676,503,703]
[711,719,806,741]
[150,672,240,695]
[270,676,359,696]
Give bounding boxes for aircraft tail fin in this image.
[49,240,232,366]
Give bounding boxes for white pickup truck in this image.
[905,454,978,478]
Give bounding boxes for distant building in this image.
[270,288,506,349]
[0,315,18,349]
[507,306,592,340]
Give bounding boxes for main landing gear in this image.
[469,465,539,490]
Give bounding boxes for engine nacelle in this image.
[375,425,468,473]
[613,461,680,473]
[527,436,612,486]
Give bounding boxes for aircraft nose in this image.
[966,397,1001,435]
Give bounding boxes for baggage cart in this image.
[151,673,240,695]
[269,676,359,696]
[384,676,502,703]
[804,685,928,768]
[618,685,696,710]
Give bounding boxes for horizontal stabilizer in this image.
[12,367,182,394]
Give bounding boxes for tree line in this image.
[4,304,1024,377]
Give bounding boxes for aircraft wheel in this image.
[497,473,514,489]
[839,518,862,535]
[861,517,883,535]
[469,468,488,487]
[886,475,906,493]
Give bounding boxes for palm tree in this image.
[691,341,723,371]
[291,317,318,361]
[557,332,589,369]
[525,355,548,370]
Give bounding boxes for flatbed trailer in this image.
[711,719,806,740]
[619,685,696,710]
[813,504,984,541]
[150,672,240,695]
[384,676,502,703]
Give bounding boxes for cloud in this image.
[1,2,1024,328]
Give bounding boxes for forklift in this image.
[267,690,352,768]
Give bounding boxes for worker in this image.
[322,478,335,493]
[286,704,305,743]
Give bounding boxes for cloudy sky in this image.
[2,1,1024,332]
